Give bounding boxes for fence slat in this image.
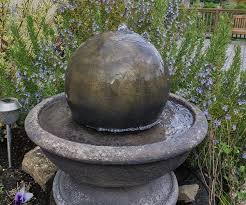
[181,8,246,38]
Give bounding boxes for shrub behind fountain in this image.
[25,29,208,205]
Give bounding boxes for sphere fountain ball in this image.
[65,30,170,132]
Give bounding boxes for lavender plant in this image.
[8,15,66,111]
[170,13,246,204]
[1,0,245,204]
[0,0,16,98]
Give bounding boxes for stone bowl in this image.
[25,93,207,187]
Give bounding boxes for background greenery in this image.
[0,0,245,204]
[189,0,246,9]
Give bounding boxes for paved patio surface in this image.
[223,40,246,70]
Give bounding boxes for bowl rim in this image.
[25,93,208,165]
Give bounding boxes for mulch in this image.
[0,127,50,205]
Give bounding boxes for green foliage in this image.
[0,55,16,97]
[221,1,246,9]
[165,9,245,205]
[189,45,246,204]
[204,2,219,8]
[170,9,206,92]
[204,0,220,3]
[222,2,237,9]
[0,182,4,199]
[206,15,231,68]
[234,3,246,10]
[1,1,245,204]
[7,12,64,111]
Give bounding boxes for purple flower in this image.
[206,78,213,86]
[196,87,203,94]
[222,105,228,112]
[213,119,221,128]
[225,114,231,121]
[232,124,236,131]
[238,99,246,106]
[16,71,22,78]
[14,186,33,205]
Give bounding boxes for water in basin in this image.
[39,96,193,146]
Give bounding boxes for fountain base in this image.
[52,170,178,205]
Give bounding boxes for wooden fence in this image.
[185,8,246,38]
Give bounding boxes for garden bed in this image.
[0,128,49,205]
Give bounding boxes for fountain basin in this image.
[25,93,207,187]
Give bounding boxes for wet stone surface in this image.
[39,97,193,146]
[65,31,170,131]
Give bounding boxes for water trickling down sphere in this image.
[65,29,170,132]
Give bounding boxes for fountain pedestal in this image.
[53,171,178,205]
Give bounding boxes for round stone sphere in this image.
[65,31,170,131]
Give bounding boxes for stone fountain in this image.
[25,29,208,205]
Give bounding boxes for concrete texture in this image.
[52,171,178,205]
[25,93,207,165]
[44,149,189,187]
[25,93,207,187]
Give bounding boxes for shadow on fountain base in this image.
[51,170,178,205]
